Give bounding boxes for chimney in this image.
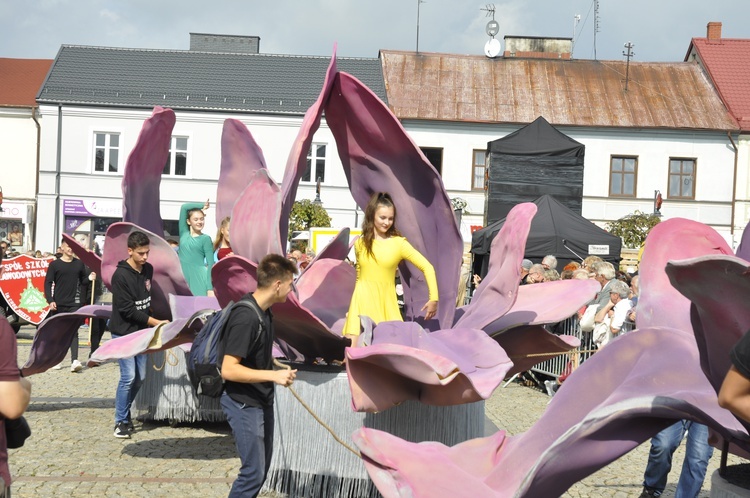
[189,33,260,54]
[707,22,722,41]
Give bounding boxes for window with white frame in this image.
[93,132,120,173]
[163,136,189,176]
[609,156,638,197]
[472,149,487,190]
[302,143,326,183]
[668,158,696,199]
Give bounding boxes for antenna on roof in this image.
[481,4,500,58]
[623,41,635,91]
[572,15,581,57]
[416,0,426,53]
[593,0,601,60]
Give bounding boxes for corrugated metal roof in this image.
[37,45,386,114]
[0,58,53,107]
[380,50,737,131]
[690,37,750,131]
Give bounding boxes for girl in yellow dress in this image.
[343,192,438,347]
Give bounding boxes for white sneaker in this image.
[70,360,83,372]
[51,362,63,370]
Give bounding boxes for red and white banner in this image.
[0,255,54,324]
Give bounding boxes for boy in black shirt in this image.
[110,231,168,438]
[221,254,298,498]
[44,239,94,372]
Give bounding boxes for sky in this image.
[1,0,748,62]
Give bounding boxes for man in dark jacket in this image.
[110,231,168,438]
[221,254,298,497]
[44,239,94,372]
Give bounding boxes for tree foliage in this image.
[605,210,661,249]
[288,199,332,239]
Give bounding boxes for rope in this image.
[273,359,362,458]
[509,349,598,359]
[151,349,180,371]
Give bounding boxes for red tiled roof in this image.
[0,58,53,107]
[689,38,750,131]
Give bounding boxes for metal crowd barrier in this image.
[532,315,636,378]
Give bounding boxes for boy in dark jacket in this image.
[110,231,168,438]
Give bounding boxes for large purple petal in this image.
[735,219,750,262]
[325,72,463,329]
[88,310,210,366]
[211,255,257,308]
[101,222,191,319]
[296,258,356,333]
[278,49,338,244]
[638,218,731,332]
[230,169,283,262]
[346,321,512,412]
[21,305,111,376]
[666,255,750,394]
[216,119,268,224]
[273,293,349,362]
[121,106,175,235]
[62,233,102,276]
[478,279,599,334]
[353,328,749,497]
[210,255,348,361]
[492,325,580,376]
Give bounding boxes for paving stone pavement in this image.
[8,327,746,497]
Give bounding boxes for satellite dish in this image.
[486,20,500,37]
[484,38,501,58]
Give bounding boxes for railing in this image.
[532,316,636,378]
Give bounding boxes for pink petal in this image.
[216,119,268,224]
[638,218,731,332]
[121,106,175,235]
[296,258,356,333]
[353,327,748,497]
[325,71,463,329]
[230,169,283,262]
[492,325,580,376]
[454,203,537,330]
[665,255,750,394]
[346,321,512,412]
[21,305,111,376]
[279,49,338,243]
[62,233,102,276]
[479,279,599,334]
[211,255,257,308]
[102,222,191,319]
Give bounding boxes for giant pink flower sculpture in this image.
[351,217,750,497]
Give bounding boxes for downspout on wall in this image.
[728,131,739,241]
[54,104,62,246]
[31,106,41,250]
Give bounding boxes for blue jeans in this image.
[643,420,714,497]
[113,334,147,425]
[221,392,274,498]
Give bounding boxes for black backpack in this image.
[187,299,265,397]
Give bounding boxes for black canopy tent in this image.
[472,195,622,277]
[485,116,585,225]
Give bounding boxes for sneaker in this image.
[114,422,131,439]
[70,360,83,373]
[639,488,659,498]
[51,362,63,370]
[544,380,557,397]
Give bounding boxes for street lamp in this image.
[313,177,322,205]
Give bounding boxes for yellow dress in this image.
[343,236,438,337]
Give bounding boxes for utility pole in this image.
[572,14,581,57]
[623,41,635,91]
[416,0,426,53]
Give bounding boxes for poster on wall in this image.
[0,254,54,324]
